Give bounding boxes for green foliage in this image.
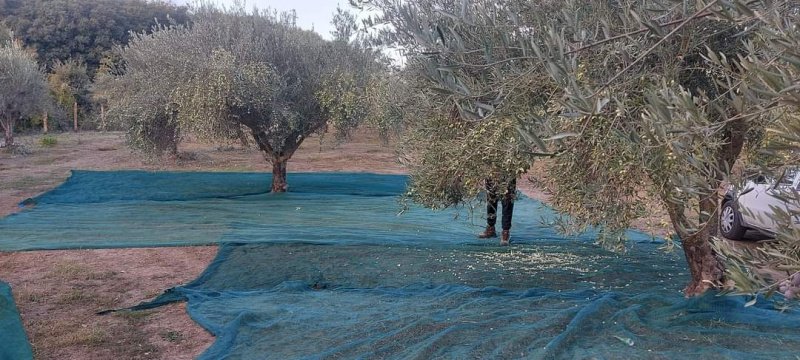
[330,5,359,42]
[100,5,382,190]
[0,40,49,146]
[365,0,754,232]
[402,111,530,209]
[49,60,89,108]
[362,72,410,140]
[705,0,800,302]
[546,114,648,243]
[39,135,57,147]
[93,23,184,155]
[363,0,798,295]
[316,70,372,142]
[48,59,91,127]
[359,0,562,209]
[0,0,189,71]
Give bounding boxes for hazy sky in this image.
[172,0,349,39]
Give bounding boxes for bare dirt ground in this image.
[0,130,405,359]
[0,130,674,359]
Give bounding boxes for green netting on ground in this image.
[134,239,800,360]
[3,171,800,359]
[0,171,479,250]
[0,281,33,360]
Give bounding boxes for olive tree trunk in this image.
[271,155,288,193]
[665,196,726,296]
[681,197,726,296]
[1,120,13,147]
[252,129,305,193]
[664,185,731,296]
[659,120,745,296]
[681,229,725,296]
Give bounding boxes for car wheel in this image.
[720,201,747,240]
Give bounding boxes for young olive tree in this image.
[361,0,792,296]
[102,7,380,192]
[0,40,48,147]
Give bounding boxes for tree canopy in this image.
[360,0,799,297]
[101,6,383,192]
[0,39,49,147]
[48,59,91,127]
[0,0,189,71]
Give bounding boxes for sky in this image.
[171,0,404,65]
[172,0,350,40]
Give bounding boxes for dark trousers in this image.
[486,178,516,231]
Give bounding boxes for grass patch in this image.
[10,286,51,305]
[54,327,108,348]
[114,310,155,323]
[160,330,185,343]
[31,156,57,165]
[50,262,90,280]
[0,176,47,191]
[2,144,32,156]
[56,289,91,305]
[21,292,47,303]
[216,145,239,152]
[85,270,118,281]
[39,135,58,147]
[91,293,123,309]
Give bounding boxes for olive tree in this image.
[49,59,91,128]
[705,0,800,301]
[525,0,760,296]
[0,40,48,147]
[356,0,563,208]
[101,7,380,191]
[361,0,792,296]
[94,24,184,154]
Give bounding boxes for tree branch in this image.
[592,0,721,98]
[564,12,713,55]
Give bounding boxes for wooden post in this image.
[73,102,78,132]
[101,104,106,131]
[43,112,48,133]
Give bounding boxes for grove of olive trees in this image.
[0,0,190,71]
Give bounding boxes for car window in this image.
[745,172,769,184]
[780,168,798,186]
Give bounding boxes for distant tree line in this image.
[0,0,189,134]
[0,0,189,72]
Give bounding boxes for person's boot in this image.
[500,230,510,246]
[478,225,497,238]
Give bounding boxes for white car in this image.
[720,168,800,240]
